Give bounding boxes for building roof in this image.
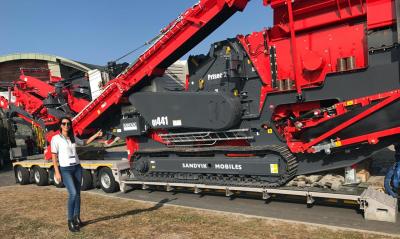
[0,53,93,72]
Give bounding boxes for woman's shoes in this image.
[68,216,84,232]
[73,215,84,228]
[68,220,79,232]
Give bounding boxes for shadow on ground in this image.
[84,198,176,225]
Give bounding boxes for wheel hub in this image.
[34,170,40,183]
[17,170,22,181]
[101,173,111,188]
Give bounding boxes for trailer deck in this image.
[119,178,398,223]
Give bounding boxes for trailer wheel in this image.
[15,166,30,185]
[99,167,118,193]
[33,166,48,186]
[81,169,93,191]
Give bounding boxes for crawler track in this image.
[131,145,298,188]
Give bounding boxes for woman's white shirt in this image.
[51,134,84,167]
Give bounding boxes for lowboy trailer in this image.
[12,151,130,193]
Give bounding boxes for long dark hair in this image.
[59,117,75,143]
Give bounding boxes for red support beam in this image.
[301,92,400,152]
[287,0,302,97]
[339,127,400,147]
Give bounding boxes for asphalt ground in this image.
[1,149,399,236]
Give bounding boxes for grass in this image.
[0,185,397,239]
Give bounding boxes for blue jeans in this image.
[395,143,400,162]
[60,164,82,220]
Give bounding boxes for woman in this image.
[51,117,102,232]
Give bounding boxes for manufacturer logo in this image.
[181,163,242,170]
[207,72,227,81]
[215,164,242,170]
[182,163,207,169]
[123,122,137,131]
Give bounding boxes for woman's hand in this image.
[85,130,104,145]
[96,130,103,138]
[55,171,62,183]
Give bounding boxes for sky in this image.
[1,0,273,66]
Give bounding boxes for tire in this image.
[98,167,118,193]
[32,166,48,186]
[81,169,93,191]
[15,166,30,185]
[49,168,64,188]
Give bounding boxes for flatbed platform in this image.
[119,179,398,223]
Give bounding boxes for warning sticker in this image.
[334,141,342,147]
[270,164,279,174]
[172,120,182,126]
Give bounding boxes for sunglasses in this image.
[61,122,71,126]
